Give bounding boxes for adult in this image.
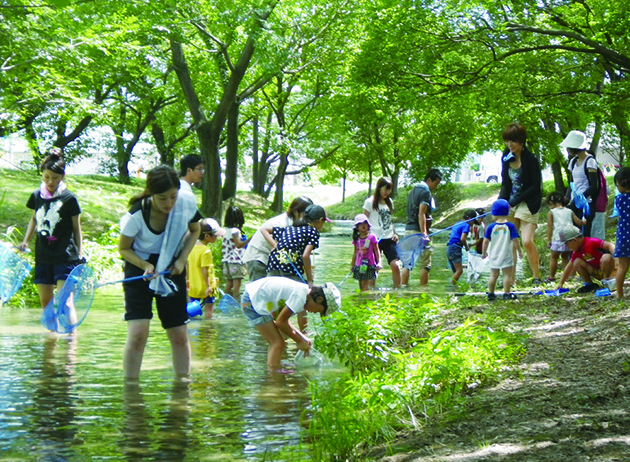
[561,130,600,238]
[363,177,402,288]
[179,154,204,195]
[498,122,543,285]
[243,196,313,282]
[402,169,442,286]
[119,165,201,381]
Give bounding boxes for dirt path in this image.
[370,294,630,461]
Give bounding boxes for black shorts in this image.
[379,238,400,264]
[123,254,189,329]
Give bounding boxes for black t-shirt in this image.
[26,189,82,264]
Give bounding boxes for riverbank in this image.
[368,292,630,461]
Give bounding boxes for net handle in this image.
[97,270,171,288]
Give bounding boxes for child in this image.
[351,214,380,292]
[18,148,84,318]
[222,206,251,300]
[363,177,403,288]
[446,209,478,285]
[241,276,341,369]
[263,204,329,286]
[482,199,522,300]
[119,165,201,381]
[556,225,616,293]
[188,218,226,319]
[613,167,630,299]
[470,207,486,254]
[546,192,587,282]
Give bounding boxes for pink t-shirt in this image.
[570,237,605,269]
[353,233,378,266]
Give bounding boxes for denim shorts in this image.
[34,261,81,285]
[241,290,274,327]
[446,244,464,264]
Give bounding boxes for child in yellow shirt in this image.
[188,218,225,319]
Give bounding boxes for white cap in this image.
[560,130,589,150]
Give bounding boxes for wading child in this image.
[119,165,201,381]
[222,206,251,300]
[188,218,225,319]
[446,209,478,285]
[18,148,84,322]
[241,276,341,369]
[263,204,329,286]
[546,192,586,283]
[351,214,380,292]
[556,225,616,293]
[613,167,630,299]
[482,199,522,300]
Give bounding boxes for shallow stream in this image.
[0,223,526,460]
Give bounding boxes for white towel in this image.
[149,190,198,296]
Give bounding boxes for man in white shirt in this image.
[179,154,204,195]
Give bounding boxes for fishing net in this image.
[466,252,488,285]
[571,182,590,216]
[0,244,32,304]
[217,290,241,313]
[41,264,96,333]
[396,233,427,270]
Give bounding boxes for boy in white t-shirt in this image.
[241,276,341,369]
[482,199,523,301]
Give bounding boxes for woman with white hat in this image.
[561,130,600,237]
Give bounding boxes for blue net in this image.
[0,244,32,304]
[571,182,590,216]
[396,233,427,270]
[217,292,241,313]
[41,264,96,333]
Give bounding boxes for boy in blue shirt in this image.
[446,209,479,285]
[482,199,523,300]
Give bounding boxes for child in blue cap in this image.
[482,199,523,300]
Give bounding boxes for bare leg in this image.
[419,268,429,286]
[390,259,401,288]
[400,267,409,286]
[232,278,242,300]
[255,321,287,369]
[617,257,629,299]
[520,221,540,279]
[488,269,499,294]
[451,262,463,284]
[37,284,55,309]
[124,319,151,380]
[166,324,191,379]
[549,251,560,279]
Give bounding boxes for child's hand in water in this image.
[296,338,311,354]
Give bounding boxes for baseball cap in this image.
[491,199,510,217]
[200,217,226,236]
[305,204,332,223]
[321,283,341,316]
[558,225,582,243]
[560,130,589,150]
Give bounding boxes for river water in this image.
[0,223,523,461]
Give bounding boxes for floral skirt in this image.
[352,265,378,280]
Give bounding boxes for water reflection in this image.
[121,380,191,461]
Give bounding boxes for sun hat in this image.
[200,217,226,236]
[305,204,332,223]
[558,225,582,243]
[560,130,589,150]
[353,213,370,227]
[321,282,341,316]
[491,199,510,217]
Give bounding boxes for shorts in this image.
[379,238,400,264]
[446,244,463,270]
[123,255,189,329]
[352,265,378,280]
[33,260,82,285]
[241,290,274,327]
[510,202,539,225]
[549,240,569,252]
[223,262,247,280]
[246,260,268,282]
[417,245,433,271]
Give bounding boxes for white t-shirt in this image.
[243,213,292,265]
[551,207,574,242]
[120,199,164,260]
[570,156,598,203]
[179,179,193,195]
[484,221,519,270]
[362,197,394,240]
[245,276,309,316]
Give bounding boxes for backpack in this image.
[569,154,608,213]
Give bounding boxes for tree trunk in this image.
[271,146,289,213]
[551,160,565,195]
[222,100,239,200]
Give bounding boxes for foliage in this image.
[310,294,526,459]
